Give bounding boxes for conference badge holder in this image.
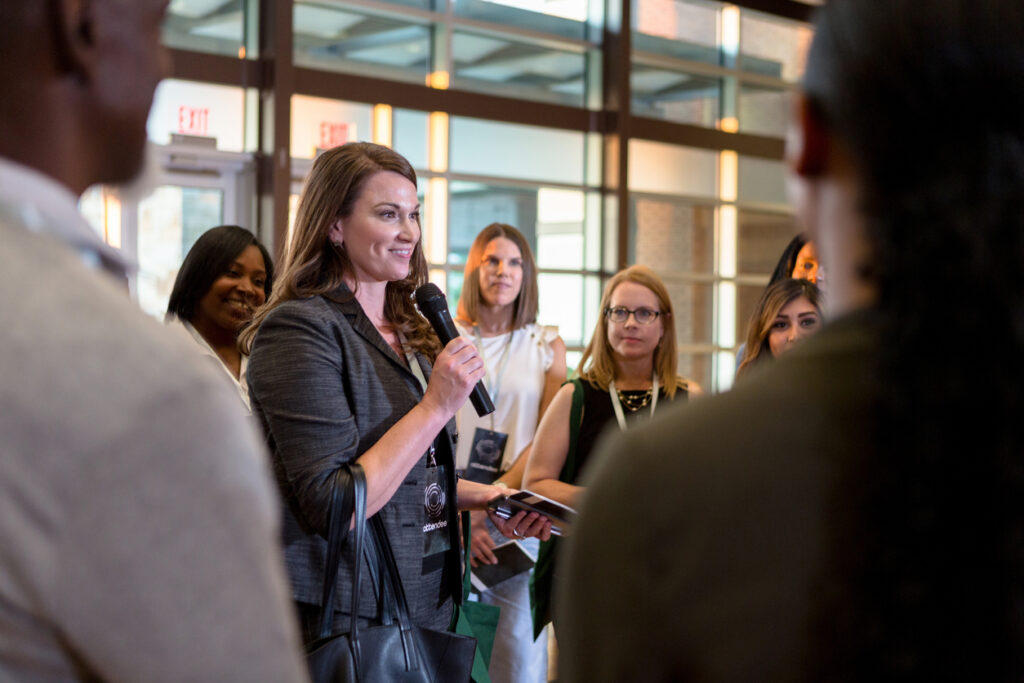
[464,427,508,484]
[423,463,451,557]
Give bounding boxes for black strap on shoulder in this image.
[561,378,585,483]
[318,465,357,638]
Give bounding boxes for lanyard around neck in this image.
[472,326,514,431]
[397,331,436,466]
[608,374,659,432]
[397,331,428,394]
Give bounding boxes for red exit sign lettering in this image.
[178,106,210,136]
[319,122,350,150]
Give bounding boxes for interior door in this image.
[81,141,257,319]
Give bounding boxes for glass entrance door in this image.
[136,184,225,318]
[80,141,256,319]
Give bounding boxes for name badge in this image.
[423,464,451,557]
[464,427,508,484]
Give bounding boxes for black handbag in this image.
[305,463,477,682]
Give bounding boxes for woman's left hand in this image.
[489,508,552,542]
[457,479,553,541]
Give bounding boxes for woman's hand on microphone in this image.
[421,336,484,417]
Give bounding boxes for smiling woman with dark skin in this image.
[166,225,273,410]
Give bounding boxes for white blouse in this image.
[166,317,252,413]
[454,322,558,474]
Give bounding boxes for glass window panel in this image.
[738,82,791,137]
[446,270,466,315]
[631,65,721,127]
[294,3,431,85]
[662,278,714,346]
[448,181,541,264]
[539,273,601,348]
[678,352,712,392]
[450,118,585,184]
[453,0,589,41]
[630,198,714,274]
[148,80,246,152]
[447,182,594,270]
[537,187,587,269]
[632,0,722,66]
[737,210,799,275]
[737,155,787,205]
[583,274,602,346]
[452,31,587,107]
[736,283,765,349]
[739,11,813,82]
[290,96,373,159]
[393,109,429,170]
[137,185,224,319]
[603,194,619,272]
[163,0,246,57]
[628,140,717,197]
[583,191,602,271]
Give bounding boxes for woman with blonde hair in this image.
[454,222,566,683]
[523,264,697,635]
[736,277,823,381]
[241,142,549,647]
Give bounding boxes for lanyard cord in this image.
[471,325,515,432]
[608,373,660,432]
[398,331,436,466]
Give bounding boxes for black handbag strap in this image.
[317,463,422,677]
[368,516,420,672]
[318,465,359,639]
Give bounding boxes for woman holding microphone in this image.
[455,223,567,683]
[242,142,549,644]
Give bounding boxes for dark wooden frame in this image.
[168,0,813,266]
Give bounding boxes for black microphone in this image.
[414,283,495,417]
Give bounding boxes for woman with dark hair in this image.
[242,142,550,647]
[166,224,272,410]
[735,278,822,380]
[558,1,1024,680]
[454,223,567,683]
[735,233,821,372]
[769,232,820,287]
[524,265,697,637]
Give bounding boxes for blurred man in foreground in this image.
[0,2,307,679]
[559,0,1024,680]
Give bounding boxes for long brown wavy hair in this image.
[735,278,822,381]
[239,142,439,358]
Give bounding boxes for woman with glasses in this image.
[523,264,698,636]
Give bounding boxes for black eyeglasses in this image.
[604,306,661,325]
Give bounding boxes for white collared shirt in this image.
[0,156,132,279]
[166,317,252,413]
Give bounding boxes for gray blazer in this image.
[247,283,461,630]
